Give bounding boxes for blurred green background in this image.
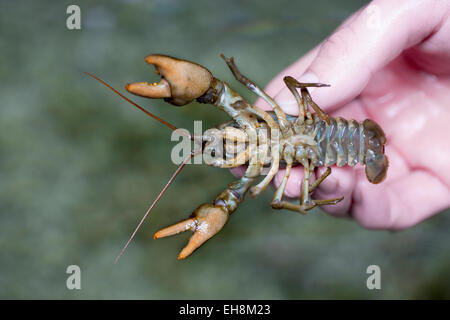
[1,0,449,299]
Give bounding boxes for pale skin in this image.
[232,0,450,230]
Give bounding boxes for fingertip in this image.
[351,170,449,230]
[257,46,321,114]
[272,90,301,116]
[351,179,391,229]
[263,45,321,97]
[278,166,304,198]
[313,166,357,217]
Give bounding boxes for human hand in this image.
[234,0,450,229]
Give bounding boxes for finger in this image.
[405,6,450,75]
[272,164,356,217]
[256,5,365,113]
[360,57,450,186]
[230,166,247,178]
[273,166,304,199]
[313,166,356,217]
[259,46,320,105]
[271,0,449,114]
[352,170,450,230]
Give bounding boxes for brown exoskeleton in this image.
[87,54,388,261]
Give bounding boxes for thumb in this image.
[273,0,449,115]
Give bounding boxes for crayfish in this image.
[87,54,388,261]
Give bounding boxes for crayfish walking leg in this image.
[221,57,344,215]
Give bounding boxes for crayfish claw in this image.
[126,54,213,106]
[125,79,172,99]
[153,218,196,239]
[153,203,229,259]
[178,231,209,260]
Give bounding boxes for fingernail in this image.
[273,91,299,115]
[297,71,319,84]
[297,71,320,94]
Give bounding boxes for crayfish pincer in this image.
[154,204,228,260]
[126,54,213,106]
[88,54,388,261]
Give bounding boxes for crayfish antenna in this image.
[114,153,192,264]
[84,72,182,133]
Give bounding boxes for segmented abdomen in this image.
[226,113,387,182]
[301,114,364,167]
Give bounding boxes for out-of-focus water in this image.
[0,0,449,299]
